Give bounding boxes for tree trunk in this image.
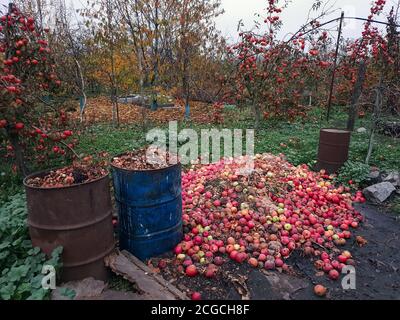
[347,61,367,131]
[252,103,261,129]
[183,52,190,119]
[75,58,87,122]
[151,0,160,111]
[138,49,147,132]
[366,77,383,165]
[8,130,28,177]
[37,0,44,31]
[181,1,191,120]
[133,0,147,132]
[107,0,119,127]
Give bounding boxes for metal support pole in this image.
[327,11,345,122]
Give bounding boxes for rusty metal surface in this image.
[316,128,351,174]
[24,170,115,282]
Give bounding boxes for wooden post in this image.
[327,11,345,122]
[347,61,367,131]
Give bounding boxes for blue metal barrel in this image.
[111,160,183,260]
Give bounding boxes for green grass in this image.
[75,106,399,172]
[76,123,146,157]
[1,105,399,209]
[0,167,23,204]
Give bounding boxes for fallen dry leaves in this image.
[70,97,215,125]
[356,236,368,247]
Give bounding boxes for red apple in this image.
[186,264,198,277]
[329,269,340,280]
[191,292,201,300]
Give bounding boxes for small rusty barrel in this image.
[316,128,351,174]
[24,171,115,282]
[111,159,183,260]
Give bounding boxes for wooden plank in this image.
[105,252,177,300]
[121,250,188,300]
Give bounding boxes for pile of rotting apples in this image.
[172,153,366,281]
[26,164,108,188]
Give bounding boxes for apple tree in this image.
[0,3,75,176]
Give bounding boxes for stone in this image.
[92,290,143,300]
[51,277,106,300]
[382,171,400,187]
[367,169,381,184]
[363,182,396,203]
[379,121,400,138]
[368,170,380,179]
[357,127,367,133]
[117,94,148,105]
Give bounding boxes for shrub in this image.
[0,194,62,300]
[336,160,370,188]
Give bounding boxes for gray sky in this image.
[1,0,396,41]
[216,0,395,42]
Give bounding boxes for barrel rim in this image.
[320,127,351,134]
[110,152,181,173]
[23,167,110,191]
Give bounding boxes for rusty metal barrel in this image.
[316,128,351,174]
[24,170,115,282]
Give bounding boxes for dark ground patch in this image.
[157,204,400,300]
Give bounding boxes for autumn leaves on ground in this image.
[71,97,215,125]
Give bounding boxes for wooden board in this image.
[105,250,188,300]
[121,250,188,300]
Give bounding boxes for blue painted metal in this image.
[79,96,85,111]
[151,99,158,111]
[185,103,190,119]
[111,161,183,260]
